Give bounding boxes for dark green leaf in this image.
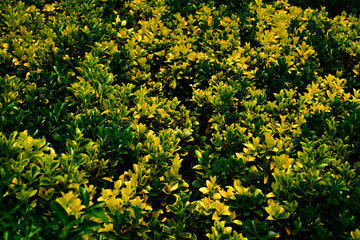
[79,186,90,207]
[84,208,108,224]
[267,231,277,238]
[68,229,95,240]
[40,178,53,186]
[192,180,203,188]
[77,220,101,230]
[31,165,40,178]
[65,215,78,229]
[50,201,68,225]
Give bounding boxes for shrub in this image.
[1,0,360,239]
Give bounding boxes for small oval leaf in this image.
[79,186,90,208]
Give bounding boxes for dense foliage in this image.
[285,0,360,17]
[1,0,360,239]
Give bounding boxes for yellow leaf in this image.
[187,52,197,61]
[219,188,234,198]
[285,226,291,236]
[199,187,209,194]
[224,226,232,235]
[170,182,179,192]
[44,4,55,11]
[39,187,54,201]
[270,161,275,170]
[99,223,114,233]
[243,143,254,150]
[264,132,276,148]
[266,192,276,198]
[264,174,269,184]
[212,193,221,200]
[295,162,303,171]
[215,202,230,215]
[12,58,20,65]
[145,204,153,211]
[206,180,212,189]
[233,220,242,225]
[115,16,120,24]
[233,179,241,188]
[195,150,202,159]
[130,196,145,209]
[105,196,122,212]
[102,177,113,182]
[137,57,147,66]
[210,176,217,185]
[69,198,85,218]
[351,229,360,240]
[169,79,177,89]
[114,180,123,190]
[29,200,37,208]
[152,209,163,219]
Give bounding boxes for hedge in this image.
[1,0,360,239]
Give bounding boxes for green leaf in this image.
[53,133,63,142]
[50,201,68,225]
[65,215,78,229]
[89,201,106,209]
[255,209,264,217]
[79,138,92,149]
[192,180,203,188]
[84,207,109,224]
[0,167,15,186]
[3,231,9,240]
[53,65,60,75]
[50,161,60,172]
[67,229,95,240]
[267,231,277,238]
[40,177,53,186]
[180,232,192,238]
[0,205,20,222]
[77,220,101,230]
[31,165,40,178]
[79,186,90,207]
